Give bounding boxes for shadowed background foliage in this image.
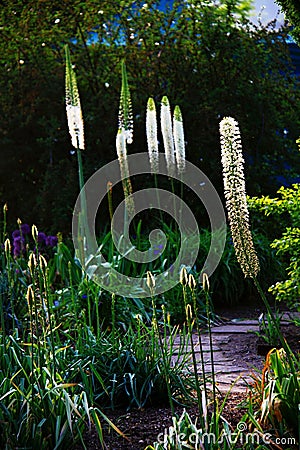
[1,0,300,234]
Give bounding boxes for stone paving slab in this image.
[171,317,283,392]
[281,311,300,321]
[172,334,231,345]
[210,324,260,334]
[168,315,298,392]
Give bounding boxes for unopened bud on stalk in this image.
[28,253,37,272]
[4,238,11,254]
[202,273,210,292]
[3,203,8,213]
[188,274,196,291]
[186,304,193,320]
[180,266,188,286]
[146,271,156,291]
[32,224,38,241]
[39,255,48,272]
[26,285,34,307]
[17,218,22,226]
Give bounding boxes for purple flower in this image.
[45,235,58,247]
[13,236,25,247]
[14,247,21,258]
[12,229,20,239]
[37,232,47,245]
[13,236,25,258]
[21,223,30,235]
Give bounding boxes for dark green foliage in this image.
[80,321,195,409]
[248,184,300,307]
[275,0,300,44]
[1,1,300,233]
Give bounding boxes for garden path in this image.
[172,312,299,392]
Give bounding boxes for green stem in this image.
[111,293,116,342]
[2,205,7,245]
[68,261,78,344]
[5,249,15,331]
[87,292,92,329]
[77,147,85,192]
[192,288,208,414]
[44,267,57,380]
[183,286,203,420]
[154,173,164,224]
[205,290,217,435]
[95,290,100,340]
[151,294,174,416]
[76,147,92,252]
[253,276,298,372]
[0,293,5,343]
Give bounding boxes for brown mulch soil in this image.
[76,392,247,450]
[75,307,299,450]
[100,392,247,450]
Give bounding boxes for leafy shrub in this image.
[247,348,300,444]
[248,184,300,308]
[79,318,196,409]
[0,334,105,449]
[1,1,300,231]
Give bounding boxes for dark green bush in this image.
[1,1,300,232]
[249,184,300,308]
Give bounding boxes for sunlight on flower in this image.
[220,117,260,278]
[146,97,159,173]
[161,96,175,175]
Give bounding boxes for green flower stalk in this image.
[173,105,186,174]
[147,270,174,416]
[65,45,84,151]
[65,45,91,251]
[107,181,114,222]
[179,266,188,286]
[2,203,8,243]
[146,97,159,173]
[116,62,135,217]
[146,270,156,292]
[220,116,260,278]
[220,116,298,383]
[31,224,38,242]
[116,128,135,216]
[4,238,11,256]
[118,60,133,144]
[161,96,175,176]
[65,44,85,195]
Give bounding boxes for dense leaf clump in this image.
[0,0,300,232]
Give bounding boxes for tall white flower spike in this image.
[65,45,85,150]
[220,116,260,278]
[146,97,159,173]
[161,96,175,176]
[173,105,186,174]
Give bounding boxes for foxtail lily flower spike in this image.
[220,117,260,278]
